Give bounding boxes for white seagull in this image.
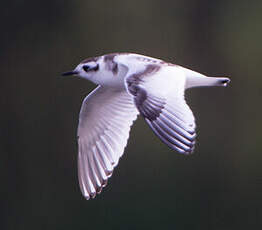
[62,53,230,200]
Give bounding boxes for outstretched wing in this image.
[77,86,138,199]
[124,63,196,154]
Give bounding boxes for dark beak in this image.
[61,71,78,76]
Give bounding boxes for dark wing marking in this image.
[125,66,196,154]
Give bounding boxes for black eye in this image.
[82,65,90,72]
[82,64,99,72]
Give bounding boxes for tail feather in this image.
[181,67,230,89]
[218,77,231,86]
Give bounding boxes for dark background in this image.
[1,0,261,229]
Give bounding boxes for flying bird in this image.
[62,53,230,200]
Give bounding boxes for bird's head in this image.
[62,57,102,83]
[62,54,128,86]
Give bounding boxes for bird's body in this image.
[63,53,230,200]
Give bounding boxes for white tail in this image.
[182,67,230,89]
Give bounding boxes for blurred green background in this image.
[1,0,262,229]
